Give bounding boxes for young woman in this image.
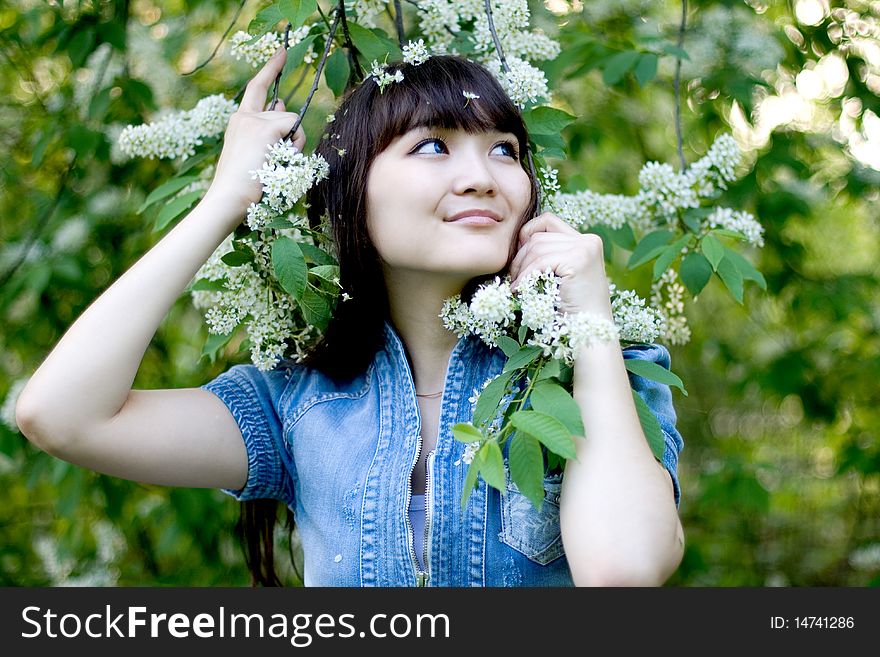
[16,49,684,587]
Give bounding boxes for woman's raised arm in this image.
[15,48,303,490]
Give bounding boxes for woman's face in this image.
[365,126,531,281]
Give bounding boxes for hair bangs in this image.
[367,57,529,160]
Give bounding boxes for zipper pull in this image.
[416,572,428,587]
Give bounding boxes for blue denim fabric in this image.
[202,321,684,586]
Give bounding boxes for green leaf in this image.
[67,125,103,158]
[452,423,483,443]
[652,234,691,282]
[496,335,520,358]
[529,381,585,436]
[510,411,576,460]
[308,264,339,282]
[221,250,253,267]
[522,106,577,135]
[473,370,514,428]
[272,237,308,300]
[249,4,285,34]
[632,391,666,461]
[190,278,227,292]
[478,441,506,492]
[722,247,767,290]
[712,228,748,240]
[627,230,673,269]
[586,225,614,261]
[502,345,543,374]
[679,252,713,297]
[461,460,480,510]
[517,324,528,343]
[281,34,317,80]
[154,190,203,231]
[201,332,234,364]
[609,223,636,250]
[347,22,401,66]
[299,285,332,331]
[263,217,297,230]
[530,131,567,154]
[701,234,725,271]
[624,359,688,397]
[716,255,744,304]
[535,358,561,382]
[278,0,318,27]
[88,87,112,121]
[509,434,545,510]
[67,26,97,67]
[324,47,350,97]
[602,50,640,85]
[139,176,199,214]
[299,242,337,265]
[634,53,658,86]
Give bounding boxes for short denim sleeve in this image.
[622,343,685,507]
[201,364,295,506]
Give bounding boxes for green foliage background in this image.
[1,0,878,586]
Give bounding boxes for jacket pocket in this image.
[499,467,565,566]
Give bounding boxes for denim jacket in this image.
[202,321,684,587]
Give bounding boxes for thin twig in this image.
[393,0,406,48]
[483,0,541,212]
[284,65,311,105]
[286,6,343,141]
[674,0,688,171]
[270,23,293,110]
[337,0,364,82]
[181,0,247,75]
[0,164,73,289]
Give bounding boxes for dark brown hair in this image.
[241,55,539,586]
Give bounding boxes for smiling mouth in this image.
[445,209,502,223]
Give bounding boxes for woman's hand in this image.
[206,47,307,216]
[509,212,613,318]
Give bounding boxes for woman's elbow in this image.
[15,390,70,456]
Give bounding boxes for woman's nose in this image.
[451,150,496,196]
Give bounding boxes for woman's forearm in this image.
[16,190,243,446]
[561,342,684,586]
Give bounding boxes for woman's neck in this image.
[384,269,466,395]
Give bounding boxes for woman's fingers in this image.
[517,211,578,248]
[240,47,287,113]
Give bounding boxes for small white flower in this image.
[370,60,404,93]
[461,441,480,465]
[402,39,430,66]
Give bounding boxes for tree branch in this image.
[393,0,406,48]
[181,0,247,75]
[483,0,541,212]
[337,0,364,83]
[674,0,688,171]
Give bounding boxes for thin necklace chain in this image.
[415,390,443,399]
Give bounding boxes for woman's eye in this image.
[492,141,519,159]
[413,138,447,155]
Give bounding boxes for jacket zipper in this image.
[406,436,433,587]
[422,451,435,585]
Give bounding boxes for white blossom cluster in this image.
[370,60,405,92]
[681,5,784,81]
[230,27,316,68]
[849,543,880,571]
[551,190,652,232]
[415,0,556,107]
[230,31,282,67]
[248,139,330,226]
[707,207,765,247]
[441,269,662,365]
[352,0,388,28]
[118,94,238,160]
[402,39,431,66]
[549,134,760,245]
[650,268,692,346]
[609,283,666,344]
[192,231,307,371]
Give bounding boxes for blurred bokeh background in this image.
[1,0,878,586]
